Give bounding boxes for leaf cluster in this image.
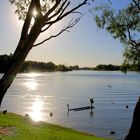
[9,0,59,20]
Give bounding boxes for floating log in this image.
[67,104,94,112]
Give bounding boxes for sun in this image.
[33,9,38,17]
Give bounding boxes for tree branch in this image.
[56,1,71,20]
[41,0,87,34]
[43,0,61,20]
[41,24,52,32]
[44,0,88,25]
[60,0,88,19]
[45,0,69,22]
[33,18,80,47]
[126,25,139,47]
[41,0,70,33]
[132,0,140,12]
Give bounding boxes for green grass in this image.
[0,113,111,140]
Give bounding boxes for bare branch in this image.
[33,17,80,47]
[57,1,71,19]
[41,0,86,33]
[41,1,70,32]
[43,0,61,20]
[44,0,88,25]
[58,0,88,19]
[45,0,69,22]
[41,24,52,32]
[71,11,83,15]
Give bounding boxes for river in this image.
[1,71,140,140]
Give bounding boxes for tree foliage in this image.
[93,0,140,65]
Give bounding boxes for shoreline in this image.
[0,112,111,140]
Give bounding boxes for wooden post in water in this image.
[90,98,94,109]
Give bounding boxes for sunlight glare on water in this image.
[24,80,38,91]
[29,99,44,121]
[26,73,42,78]
[23,73,41,90]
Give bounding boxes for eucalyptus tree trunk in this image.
[0,20,42,107]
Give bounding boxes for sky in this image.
[0,0,131,67]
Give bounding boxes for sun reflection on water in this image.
[24,73,50,121]
[26,73,42,78]
[23,73,43,90]
[29,100,44,121]
[24,80,38,91]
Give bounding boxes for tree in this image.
[56,64,70,71]
[93,0,140,139]
[0,0,88,107]
[93,0,140,69]
[93,64,120,71]
[45,62,56,71]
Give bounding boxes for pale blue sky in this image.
[0,0,130,67]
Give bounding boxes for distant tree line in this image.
[93,64,121,71]
[0,54,88,73]
[0,54,76,72]
[93,64,140,71]
[0,54,139,73]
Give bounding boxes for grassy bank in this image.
[0,112,111,140]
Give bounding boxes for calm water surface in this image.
[1,71,140,140]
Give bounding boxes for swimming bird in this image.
[126,105,129,109]
[50,112,53,117]
[108,85,112,88]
